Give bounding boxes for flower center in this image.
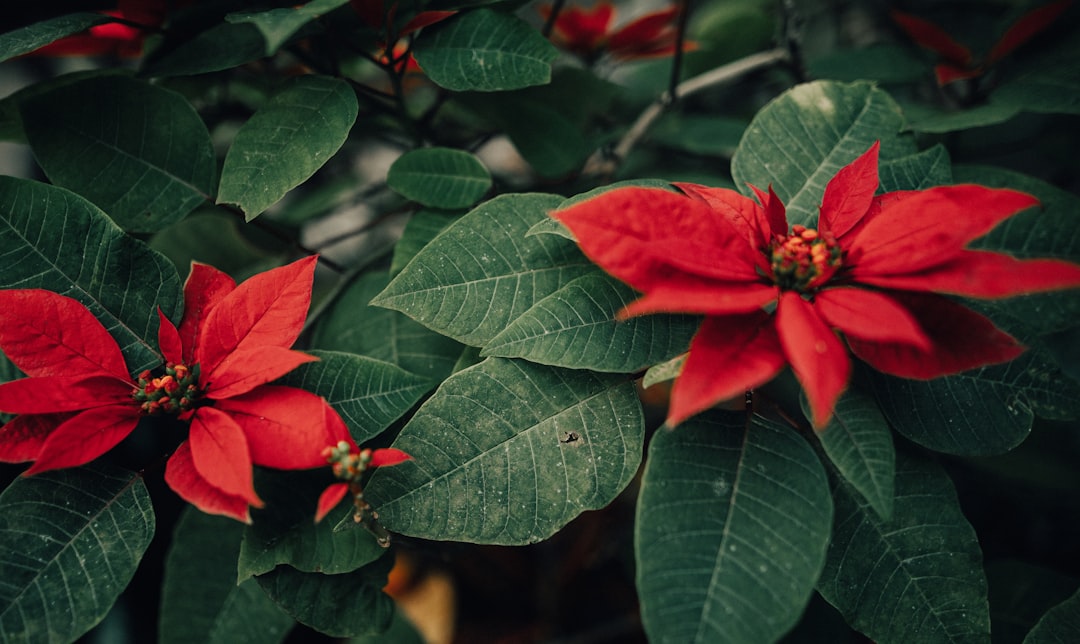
[769,225,843,292]
[132,363,203,416]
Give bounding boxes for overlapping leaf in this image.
[160,508,294,644]
[256,558,394,638]
[635,412,833,644]
[386,148,491,209]
[218,75,358,220]
[372,193,596,347]
[364,358,644,544]
[878,145,952,191]
[19,75,215,232]
[413,9,558,92]
[0,13,109,62]
[0,177,182,372]
[390,210,461,276]
[238,471,386,582]
[731,80,916,226]
[0,465,154,643]
[310,270,464,382]
[808,389,895,520]
[226,0,350,55]
[816,449,991,642]
[277,350,430,444]
[141,22,268,77]
[482,272,700,373]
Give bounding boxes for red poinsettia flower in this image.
[315,408,411,524]
[553,142,1080,428]
[0,256,348,522]
[155,256,349,522]
[28,0,168,58]
[892,0,1073,85]
[539,0,694,62]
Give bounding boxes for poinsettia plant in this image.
[1,1,1079,643]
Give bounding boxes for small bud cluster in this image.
[769,225,843,292]
[132,363,203,415]
[323,440,376,482]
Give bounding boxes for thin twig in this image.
[582,47,789,178]
[669,0,692,100]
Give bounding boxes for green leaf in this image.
[986,561,1078,644]
[635,411,833,644]
[277,350,431,445]
[868,347,1080,456]
[310,270,465,383]
[386,148,491,209]
[391,210,461,277]
[878,145,953,191]
[0,13,109,62]
[1025,587,1080,643]
[149,209,272,276]
[731,80,915,227]
[256,559,395,638]
[141,22,268,77]
[808,389,895,520]
[642,354,685,389]
[218,75,358,220]
[239,470,386,582]
[0,177,182,372]
[816,449,991,642]
[364,358,644,545]
[226,0,350,55]
[482,272,699,373]
[372,193,595,347]
[19,75,215,233]
[0,465,155,643]
[413,9,558,92]
[160,508,294,644]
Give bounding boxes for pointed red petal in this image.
[745,183,789,240]
[814,288,931,351]
[776,292,850,429]
[195,256,317,376]
[188,407,262,507]
[0,375,132,414]
[547,2,614,49]
[608,7,678,52]
[851,250,1080,298]
[890,10,974,65]
[0,290,128,380]
[24,405,140,475]
[847,292,1024,379]
[315,482,350,523]
[667,313,786,426]
[935,62,984,85]
[157,308,183,366]
[819,142,879,240]
[0,413,71,463]
[676,182,777,249]
[214,386,335,470]
[987,0,1073,64]
[846,186,1039,275]
[204,347,319,400]
[618,281,777,318]
[164,442,253,523]
[179,262,236,365]
[370,448,412,467]
[553,187,764,292]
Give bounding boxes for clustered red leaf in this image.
[891,0,1073,85]
[553,141,1080,429]
[0,256,359,523]
[539,0,694,62]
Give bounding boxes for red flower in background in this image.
[540,1,694,62]
[0,256,348,523]
[350,0,454,72]
[892,0,1073,85]
[553,142,1080,428]
[28,0,168,58]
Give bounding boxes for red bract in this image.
[553,142,1080,428]
[892,0,1073,85]
[157,256,349,522]
[0,290,143,474]
[315,409,412,524]
[540,1,693,62]
[28,0,167,58]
